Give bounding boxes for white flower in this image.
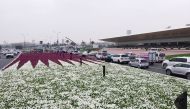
[0,63,189,108]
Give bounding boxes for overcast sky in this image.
[0,0,190,44]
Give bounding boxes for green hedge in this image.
[166,54,190,60]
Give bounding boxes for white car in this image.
[96,52,108,60]
[6,53,14,59]
[111,54,130,63]
[166,63,190,80]
[129,58,149,68]
[162,57,190,69]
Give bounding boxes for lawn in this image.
[0,62,190,108]
[166,53,190,60]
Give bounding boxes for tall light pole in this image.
[21,34,26,50]
[57,32,61,45]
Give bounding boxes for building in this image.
[101,27,190,48]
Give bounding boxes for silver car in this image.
[162,57,190,69]
[129,58,149,69]
[166,63,190,80]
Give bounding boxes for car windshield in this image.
[159,53,165,57]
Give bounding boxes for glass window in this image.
[121,55,128,57]
[181,64,190,68]
[177,58,187,62]
[170,58,177,61]
[113,55,119,57]
[174,64,182,67]
[159,53,165,57]
[135,59,139,62]
[141,60,147,63]
[130,56,136,60]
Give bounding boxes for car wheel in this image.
[166,69,172,75]
[117,60,120,64]
[186,73,190,80]
[146,66,149,69]
[163,63,167,69]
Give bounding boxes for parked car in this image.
[96,51,108,60]
[6,53,14,59]
[166,63,190,80]
[105,54,113,62]
[72,50,80,55]
[125,52,136,57]
[111,54,130,63]
[162,57,190,69]
[129,58,149,69]
[88,51,98,56]
[82,51,88,56]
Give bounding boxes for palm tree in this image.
[70,42,76,46]
[81,41,86,47]
[66,40,69,45]
[90,41,95,45]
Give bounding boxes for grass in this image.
[166,53,190,60]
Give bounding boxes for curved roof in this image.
[101,27,190,42]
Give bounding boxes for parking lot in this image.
[101,48,189,79]
[0,54,14,69]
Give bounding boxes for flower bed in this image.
[0,63,190,108]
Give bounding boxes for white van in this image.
[148,51,165,62]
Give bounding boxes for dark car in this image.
[105,54,113,62]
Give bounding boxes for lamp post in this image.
[57,32,61,45]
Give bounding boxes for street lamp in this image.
[57,32,61,45]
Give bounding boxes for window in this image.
[113,55,119,57]
[176,58,187,62]
[170,58,177,62]
[174,64,182,67]
[121,55,128,57]
[135,59,139,62]
[181,64,190,68]
[130,56,135,60]
[141,60,147,63]
[159,53,165,57]
[170,58,187,62]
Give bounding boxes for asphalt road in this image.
[127,62,187,79]
[147,63,165,74]
[0,54,14,70]
[147,63,186,79]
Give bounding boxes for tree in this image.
[81,41,86,47]
[90,41,95,45]
[70,42,76,46]
[66,40,69,45]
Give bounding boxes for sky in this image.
[0,0,190,44]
